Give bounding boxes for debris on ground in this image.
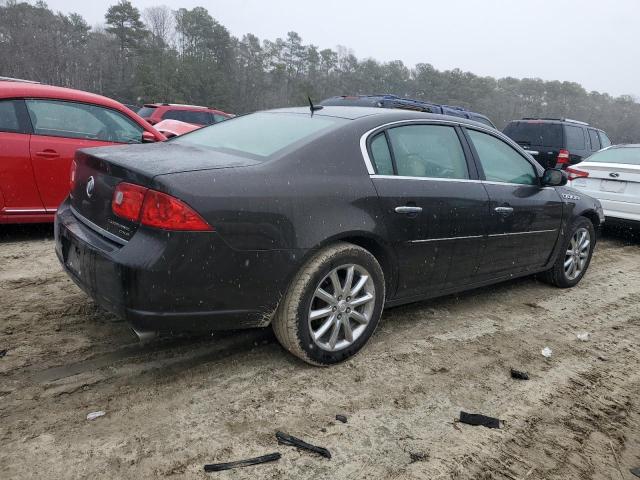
[577,332,591,342]
[276,431,331,459]
[86,411,106,421]
[630,467,640,478]
[458,411,502,429]
[335,414,347,423]
[203,453,281,472]
[409,452,429,463]
[541,347,553,358]
[0,349,7,358]
[510,368,529,380]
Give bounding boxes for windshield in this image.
[503,122,563,147]
[171,112,348,157]
[587,147,640,165]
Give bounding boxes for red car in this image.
[137,103,233,126]
[0,80,166,224]
[152,119,202,138]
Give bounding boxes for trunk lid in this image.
[571,162,640,202]
[70,142,260,242]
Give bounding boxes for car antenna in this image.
[308,96,323,116]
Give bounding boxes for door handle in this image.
[395,206,423,214]
[494,206,514,216]
[35,149,60,159]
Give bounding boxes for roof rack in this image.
[522,117,589,126]
[0,76,41,84]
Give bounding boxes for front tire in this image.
[272,242,385,366]
[542,217,596,288]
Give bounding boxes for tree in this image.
[105,0,148,84]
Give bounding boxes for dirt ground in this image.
[1,225,639,480]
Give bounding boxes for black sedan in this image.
[55,106,605,365]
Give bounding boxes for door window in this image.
[467,129,537,185]
[565,125,585,150]
[369,133,394,175]
[26,100,144,143]
[386,125,469,179]
[0,100,22,133]
[213,114,229,123]
[598,131,612,148]
[588,129,601,151]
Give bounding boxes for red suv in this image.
[137,103,233,126]
[0,79,166,224]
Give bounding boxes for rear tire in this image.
[272,242,385,366]
[542,216,595,288]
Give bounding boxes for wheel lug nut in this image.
[332,306,337,312]
[346,308,351,313]
[346,296,351,301]
[337,314,342,319]
[338,296,342,300]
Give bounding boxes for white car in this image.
[567,144,640,223]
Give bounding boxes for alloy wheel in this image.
[308,264,376,352]
[564,227,590,281]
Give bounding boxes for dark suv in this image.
[503,118,612,169]
[320,94,497,128]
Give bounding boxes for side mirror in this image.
[142,131,157,143]
[542,168,568,187]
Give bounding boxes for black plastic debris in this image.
[204,453,281,472]
[510,368,529,380]
[409,451,428,463]
[630,467,640,478]
[335,414,347,423]
[459,411,501,429]
[276,431,331,459]
[0,349,7,358]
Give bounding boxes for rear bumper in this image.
[599,198,640,222]
[55,199,302,333]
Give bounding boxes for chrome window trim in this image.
[70,206,129,246]
[371,174,481,184]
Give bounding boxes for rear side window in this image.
[386,125,469,179]
[468,129,537,185]
[163,109,213,125]
[503,122,562,148]
[588,129,601,150]
[137,106,157,117]
[599,131,612,148]
[469,114,495,128]
[565,126,585,150]
[0,100,21,133]
[369,133,394,175]
[213,114,229,123]
[26,100,144,143]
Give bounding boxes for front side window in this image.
[468,129,537,185]
[213,114,229,123]
[386,125,469,179]
[0,100,21,133]
[588,129,601,151]
[26,100,144,143]
[565,125,585,150]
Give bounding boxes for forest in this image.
[1,0,640,142]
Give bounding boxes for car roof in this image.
[267,106,496,129]
[0,81,127,111]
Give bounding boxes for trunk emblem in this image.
[86,176,95,198]
[609,172,620,178]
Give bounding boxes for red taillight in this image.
[112,183,148,222]
[70,160,77,192]
[556,149,570,166]
[111,182,212,231]
[566,167,589,181]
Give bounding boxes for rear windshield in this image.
[503,122,563,147]
[587,147,640,165]
[137,106,157,117]
[171,112,348,157]
[320,97,381,107]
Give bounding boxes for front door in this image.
[464,128,563,278]
[367,123,490,299]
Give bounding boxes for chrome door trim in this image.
[3,208,48,213]
[487,229,557,238]
[408,229,557,244]
[409,234,484,244]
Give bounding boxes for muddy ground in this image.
[0,225,639,480]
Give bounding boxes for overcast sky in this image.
[44,0,639,98]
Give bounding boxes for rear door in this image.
[587,128,602,153]
[0,99,44,214]
[25,99,145,212]
[464,128,563,278]
[368,122,490,299]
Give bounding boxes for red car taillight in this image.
[69,160,77,192]
[556,149,570,167]
[566,167,589,181]
[112,182,212,231]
